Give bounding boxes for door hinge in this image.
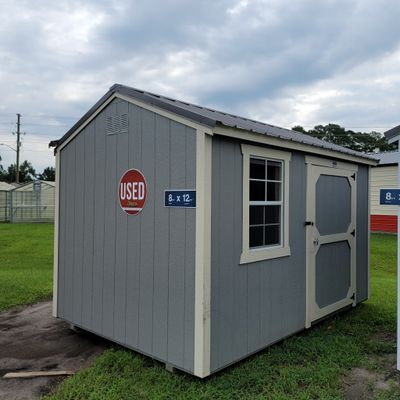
[305,221,314,226]
[351,173,356,180]
[351,229,355,237]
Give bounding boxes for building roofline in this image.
[49,84,377,164]
[384,125,400,141]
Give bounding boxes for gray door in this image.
[306,158,357,327]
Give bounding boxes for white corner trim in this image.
[240,144,291,265]
[213,125,377,166]
[194,131,212,378]
[52,149,60,317]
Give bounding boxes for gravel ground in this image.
[0,301,110,400]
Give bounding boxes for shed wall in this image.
[370,165,397,216]
[210,136,306,372]
[210,135,369,372]
[370,165,398,233]
[57,98,196,372]
[356,165,369,302]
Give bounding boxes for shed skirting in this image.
[371,214,397,233]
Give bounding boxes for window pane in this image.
[250,158,265,180]
[267,161,281,180]
[265,225,280,246]
[265,205,280,224]
[250,205,264,225]
[250,180,265,201]
[250,226,264,248]
[267,182,281,201]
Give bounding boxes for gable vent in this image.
[106,114,128,135]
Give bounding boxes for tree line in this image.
[292,124,396,153]
[0,160,55,183]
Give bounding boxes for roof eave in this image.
[213,123,379,166]
[49,84,217,151]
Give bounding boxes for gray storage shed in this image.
[50,84,377,378]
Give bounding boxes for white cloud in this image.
[242,45,400,131]
[1,0,400,173]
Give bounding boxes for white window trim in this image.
[240,144,291,264]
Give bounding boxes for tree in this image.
[0,155,6,181]
[37,166,55,181]
[292,124,396,153]
[3,160,36,183]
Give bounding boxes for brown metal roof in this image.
[50,83,376,161]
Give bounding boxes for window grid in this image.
[249,157,283,249]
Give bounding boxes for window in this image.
[241,145,291,264]
[249,158,282,248]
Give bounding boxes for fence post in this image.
[9,190,13,223]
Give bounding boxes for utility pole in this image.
[15,113,21,184]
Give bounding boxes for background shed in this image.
[4,180,55,223]
[370,151,398,233]
[0,182,14,222]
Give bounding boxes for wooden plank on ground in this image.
[3,370,74,379]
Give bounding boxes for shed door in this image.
[305,158,357,327]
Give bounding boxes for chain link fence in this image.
[0,181,55,223]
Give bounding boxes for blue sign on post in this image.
[164,190,196,208]
[380,189,400,205]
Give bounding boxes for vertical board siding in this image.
[58,99,196,373]
[152,115,170,361]
[72,133,85,326]
[356,165,369,303]
[167,121,187,367]
[102,103,117,339]
[125,104,142,348]
[82,122,95,328]
[63,140,76,321]
[92,112,106,333]
[210,136,306,372]
[114,100,129,343]
[138,109,156,354]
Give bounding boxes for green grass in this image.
[0,223,54,310]
[45,233,399,400]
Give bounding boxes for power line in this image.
[15,113,21,183]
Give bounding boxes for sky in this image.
[1,0,400,173]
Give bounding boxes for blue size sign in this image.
[165,190,196,208]
[380,189,400,205]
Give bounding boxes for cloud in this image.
[1,0,400,171]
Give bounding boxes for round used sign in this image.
[118,169,147,215]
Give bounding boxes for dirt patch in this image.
[342,354,400,400]
[0,301,110,400]
[372,331,396,345]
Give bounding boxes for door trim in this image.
[305,157,358,328]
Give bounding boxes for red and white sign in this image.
[118,169,147,215]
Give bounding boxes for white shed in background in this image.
[370,151,398,233]
[1,180,55,223]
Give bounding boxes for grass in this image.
[0,223,54,310]
[44,233,399,400]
